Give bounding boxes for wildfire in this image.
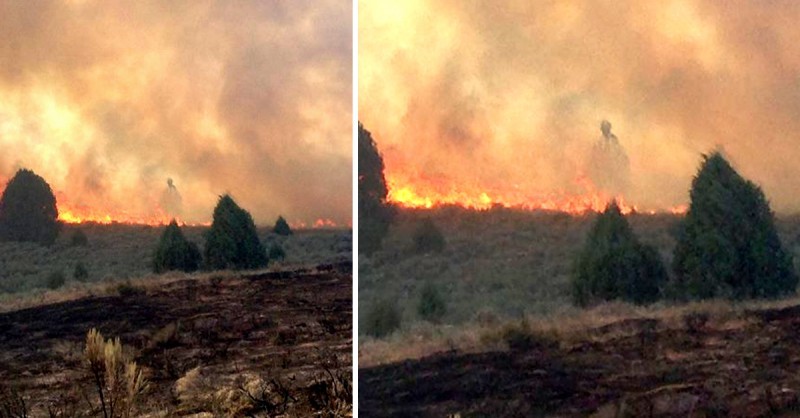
[386,174,687,215]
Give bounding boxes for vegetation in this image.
[417,281,446,323]
[70,229,89,246]
[74,262,89,282]
[412,218,446,254]
[152,220,201,273]
[204,195,268,270]
[672,152,797,300]
[84,328,147,418]
[269,243,287,261]
[364,298,401,338]
[46,270,66,290]
[0,169,60,245]
[358,123,393,256]
[572,201,667,306]
[273,215,293,236]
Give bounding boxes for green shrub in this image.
[153,220,201,273]
[364,299,401,338]
[46,270,66,290]
[74,262,89,282]
[672,152,797,300]
[273,215,293,236]
[417,281,446,323]
[116,281,145,298]
[204,195,268,270]
[70,229,89,246]
[412,218,446,254]
[572,201,667,306]
[269,243,286,261]
[0,169,60,245]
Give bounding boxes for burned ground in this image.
[0,263,352,416]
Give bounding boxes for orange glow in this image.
[386,173,686,215]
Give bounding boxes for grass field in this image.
[0,223,351,297]
[358,206,800,334]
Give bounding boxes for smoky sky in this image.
[0,0,351,224]
[360,0,800,213]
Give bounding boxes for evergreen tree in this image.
[672,152,797,299]
[273,215,293,236]
[572,201,667,306]
[412,218,446,254]
[358,123,393,255]
[0,169,60,245]
[153,220,201,273]
[204,195,268,270]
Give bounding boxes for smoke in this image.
[360,0,800,213]
[0,0,351,225]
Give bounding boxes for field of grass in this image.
[359,206,800,335]
[0,223,351,297]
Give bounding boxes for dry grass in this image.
[359,295,800,367]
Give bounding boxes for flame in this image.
[387,173,686,215]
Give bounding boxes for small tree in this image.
[672,152,797,300]
[0,169,60,245]
[204,195,268,270]
[412,218,446,254]
[153,220,201,273]
[273,215,293,236]
[46,270,66,290]
[70,229,89,246]
[358,123,394,255]
[74,262,90,282]
[364,298,401,338]
[572,201,667,306]
[417,281,446,323]
[268,243,286,261]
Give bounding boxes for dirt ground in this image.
[0,262,352,416]
[360,304,800,417]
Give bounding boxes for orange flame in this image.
[387,173,686,215]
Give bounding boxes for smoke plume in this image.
[360,0,800,213]
[0,0,351,225]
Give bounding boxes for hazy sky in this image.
[360,0,800,213]
[0,0,352,225]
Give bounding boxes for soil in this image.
[360,305,800,417]
[0,262,352,416]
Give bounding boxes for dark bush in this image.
[672,152,797,300]
[572,201,667,306]
[269,243,286,261]
[70,229,89,246]
[153,220,201,273]
[417,281,446,323]
[0,169,60,245]
[74,262,89,282]
[273,215,292,236]
[204,195,268,270]
[358,123,394,255]
[412,218,446,254]
[364,298,401,338]
[46,270,66,290]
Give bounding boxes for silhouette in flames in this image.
[160,178,183,218]
[588,120,630,196]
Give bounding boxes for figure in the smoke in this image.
[161,178,183,217]
[588,120,630,196]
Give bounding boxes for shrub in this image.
[84,328,147,418]
[273,215,292,236]
[46,270,66,290]
[70,228,89,246]
[204,195,268,270]
[153,220,201,273]
[417,281,446,323]
[268,243,286,261]
[572,201,667,306]
[116,281,145,298]
[364,298,401,338]
[0,169,60,245]
[412,218,446,254]
[74,262,89,282]
[358,123,393,255]
[672,152,797,300]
